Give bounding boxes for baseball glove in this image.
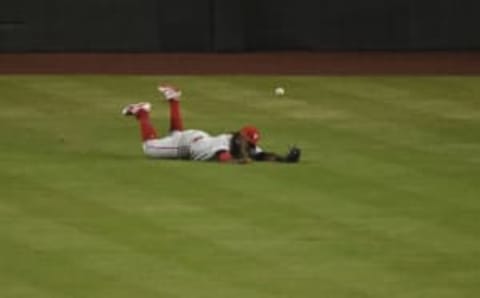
[285,146,301,163]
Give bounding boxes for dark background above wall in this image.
[1,0,479,52]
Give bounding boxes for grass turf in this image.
[0,75,479,298]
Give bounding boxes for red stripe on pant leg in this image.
[136,109,158,141]
[169,100,184,132]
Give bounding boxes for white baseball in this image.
[274,87,285,96]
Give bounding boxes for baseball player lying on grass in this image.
[122,85,301,164]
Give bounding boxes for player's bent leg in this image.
[122,102,157,141]
[169,100,183,132]
[157,85,184,132]
[136,109,158,141]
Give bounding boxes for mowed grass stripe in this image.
[313,78,479,144]
[315,124,479,204]
[1,159,409,297]
[3,170,342,297]
[0,181,407,298]
[0,234,171,298]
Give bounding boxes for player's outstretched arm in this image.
[252,146,301,163]
[229,132,301,164]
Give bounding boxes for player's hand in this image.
[285,146,301,163]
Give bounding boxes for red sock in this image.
[136,110,158,141]
[169,100,184,131]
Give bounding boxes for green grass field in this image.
[1,75,479,298]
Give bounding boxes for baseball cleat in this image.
[121,102,151,116]
[158,85,181,101]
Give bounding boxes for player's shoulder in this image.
[214,133,233,141]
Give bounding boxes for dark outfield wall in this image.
[1,0,479,52]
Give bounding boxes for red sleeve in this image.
[217,151,232,162]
